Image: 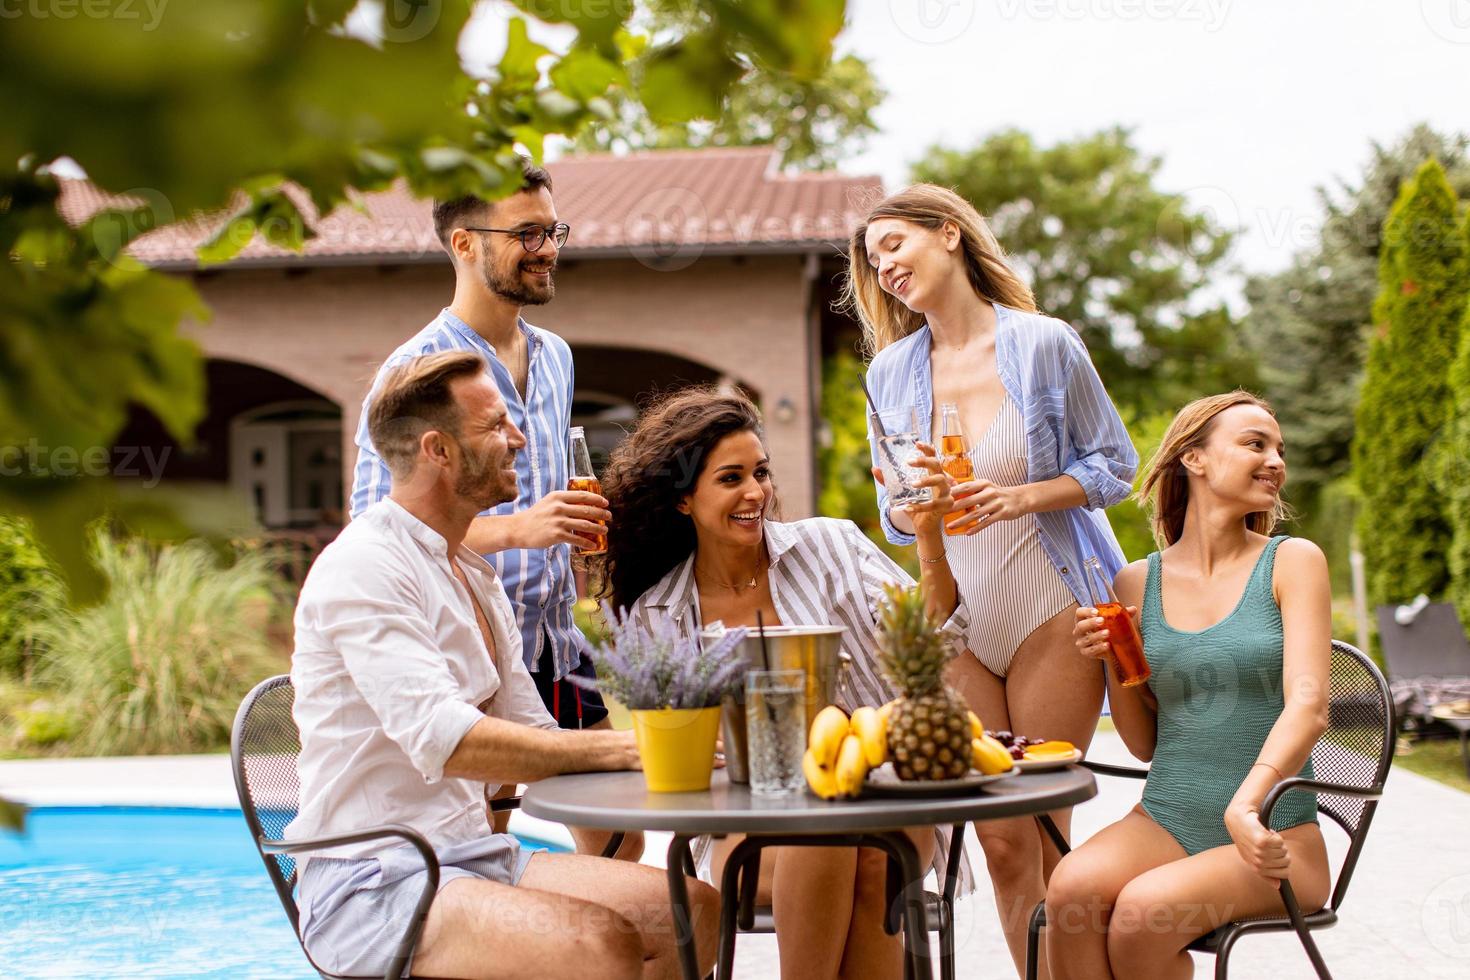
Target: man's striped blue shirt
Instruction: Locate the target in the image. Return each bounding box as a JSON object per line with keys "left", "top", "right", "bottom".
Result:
{"left": 350, "top": 308, "right": 584, "bottom": 679}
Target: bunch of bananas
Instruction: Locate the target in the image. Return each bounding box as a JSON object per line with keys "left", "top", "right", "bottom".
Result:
{"left": 802, "top": 704, "right": 887, "bottom": 800}
{"left": 803, "top": 703, "right": 1015, "bottom": 800}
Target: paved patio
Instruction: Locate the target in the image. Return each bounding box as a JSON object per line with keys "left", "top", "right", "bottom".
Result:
{"left": 2, "top": 729, "right": 1467, "bottom": 978}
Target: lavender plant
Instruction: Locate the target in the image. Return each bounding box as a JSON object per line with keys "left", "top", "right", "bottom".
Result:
{"left": 571, "top": 605, "right": 748, "bottom": 710}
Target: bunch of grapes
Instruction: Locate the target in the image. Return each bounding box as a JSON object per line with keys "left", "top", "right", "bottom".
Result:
{"left": 985, "top": 729, "right": 1049, "bottom": 761}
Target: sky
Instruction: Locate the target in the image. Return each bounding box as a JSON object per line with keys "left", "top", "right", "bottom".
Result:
{"left": 836, "top": 0, "right": 1470, "bottom": 276}
{"left": 466, "top": 0, "right": 1469, "bottom": 284}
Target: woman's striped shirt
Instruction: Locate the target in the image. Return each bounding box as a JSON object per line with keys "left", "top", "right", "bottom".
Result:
{"left": 627, "top": 516, "right": 975, "bottom": 893}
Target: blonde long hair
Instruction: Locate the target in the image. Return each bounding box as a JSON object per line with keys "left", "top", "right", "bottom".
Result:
{"left": 1136, "top": 391, "right": 1291, "bottom": 547}
{"left": 840, "top": 184, "right": 1037, "bottom": 356}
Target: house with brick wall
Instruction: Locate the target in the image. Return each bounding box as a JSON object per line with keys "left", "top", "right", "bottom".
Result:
{"left": 60, "top": 147, "right": 881, "bottom": 537}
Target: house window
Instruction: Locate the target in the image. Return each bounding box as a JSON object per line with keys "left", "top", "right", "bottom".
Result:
{"left": 230, "top": 401, "right": 343, "bottom": 529}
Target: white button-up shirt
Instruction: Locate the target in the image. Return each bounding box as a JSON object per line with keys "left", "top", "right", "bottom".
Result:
{"left": 286, "top": 498, "right": 556, "bottom": 860}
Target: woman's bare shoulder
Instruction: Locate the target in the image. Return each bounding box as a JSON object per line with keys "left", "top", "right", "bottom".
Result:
{"left": 1272, "top": 536, "right": 1330, "bottom": 594}
{"left": 1111, "top": 558, "right": 1148, "bottom": 602}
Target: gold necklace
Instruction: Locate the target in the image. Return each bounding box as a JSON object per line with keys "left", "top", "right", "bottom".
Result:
{"left": 697, "top": 549, "right": 766, "bottom": 592}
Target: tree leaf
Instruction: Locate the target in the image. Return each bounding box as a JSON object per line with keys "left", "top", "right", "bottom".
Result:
{"left": 639, "top": 34, "right": 741, "bottom": 123}
{"left": 549, "top": 46, "right": 623, "bottom": 103}
{"left": 499, "top": 17, "right": 552, "bottom": 86}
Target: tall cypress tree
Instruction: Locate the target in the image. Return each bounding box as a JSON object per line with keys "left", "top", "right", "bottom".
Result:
{"left": 1244, "top": 126, "right": 1470, "bottom": 516}
{"left": 1445, "top": 213, "right": 1470, "bottom": 628}
{"left": 1352, "top": 159, "right": 1468, "bottom": 607}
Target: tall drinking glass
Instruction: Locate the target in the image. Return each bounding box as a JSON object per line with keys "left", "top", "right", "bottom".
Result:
{"left": 1083, "top": 556, "right": 1150, "bottom": 687}
{"left": 745, "top": 669, "right": 807, "bottom": 796}
{"left": 873, "top": 405, "right": 930, "bottom": 508}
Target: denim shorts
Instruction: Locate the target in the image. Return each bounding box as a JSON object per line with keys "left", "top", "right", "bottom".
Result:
{"left": 299, "top": 834, "right": 536, "bottom": 978}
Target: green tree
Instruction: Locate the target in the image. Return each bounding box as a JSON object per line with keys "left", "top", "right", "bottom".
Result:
{"left": 1105, "top": 410, "right": 1176, "bottom": 563}
{"left": 817, "top": 348, "right": 910, "bottom": 569}
{"left": 0, "top": 1, "right": 850, "bottom": 597}
{"left": 1351, "top": 159, "right": 1468, "bottom": 607}
{"left": 0, "top": 517, "right": 60, "bottom": 680}
{"left": 1243, "top": 125, "right": 1470, "bottom": 521}
{"left": 1444, "top": 218, "right": 1470, "bottom": 629}
{"left": 572, "top": 0, "right": 880, "bottom": 169}
{"left": 912, "top": 128, "right": 1253, "bottom": 417}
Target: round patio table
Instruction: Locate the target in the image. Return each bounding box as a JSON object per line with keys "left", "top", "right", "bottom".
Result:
{"left": 521, "top": 765, "right": 1096, "bottom": 979}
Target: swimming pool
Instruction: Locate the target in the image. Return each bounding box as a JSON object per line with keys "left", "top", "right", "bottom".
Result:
{"left": 0, "top": 807, "right": 564, "bottom": 978}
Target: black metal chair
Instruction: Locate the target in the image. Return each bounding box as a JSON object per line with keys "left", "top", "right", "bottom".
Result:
{"left": 1024, "top": 640, "right": 1394, "bottom": 980}
{"left": 230, "top": 674, "right": 623, "bottom": 980}
{"left": 720, "top": 822, "right": 967, "bottom": 980}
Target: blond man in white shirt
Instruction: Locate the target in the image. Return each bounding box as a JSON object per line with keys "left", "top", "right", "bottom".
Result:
{"left": 288, "top": 351, "right": 718, "bottom": 979}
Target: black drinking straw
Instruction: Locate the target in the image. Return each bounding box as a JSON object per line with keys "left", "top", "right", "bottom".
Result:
{"left": 755, "top": 609, "right": 772, "bottom": 671}
{"left": 755, "top": 610, "right": 778, "bottom": 725}
{"left": 859, "top": 373, "right": 886, "bottom": 437}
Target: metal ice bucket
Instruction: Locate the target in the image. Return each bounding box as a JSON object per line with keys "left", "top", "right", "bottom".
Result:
{"left": 701, "top": 624, "right": 848, "bottom": 784}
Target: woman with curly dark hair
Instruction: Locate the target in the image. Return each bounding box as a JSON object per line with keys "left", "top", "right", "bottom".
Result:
{"left": 599, "top": 385, "right": 973, "bottom": 980}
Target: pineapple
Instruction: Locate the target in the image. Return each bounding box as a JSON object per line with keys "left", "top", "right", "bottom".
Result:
{"left": 876, "top": 583, "right": 972, "bottom": 781}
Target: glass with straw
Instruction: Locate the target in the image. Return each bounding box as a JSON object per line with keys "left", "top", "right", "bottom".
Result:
{"left": 744, "top": 611, "right": 806, "bottom": 796}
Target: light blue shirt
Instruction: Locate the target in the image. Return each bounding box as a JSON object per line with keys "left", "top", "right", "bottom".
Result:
{"left": 350, "top": 309, "right": 584, "bottom": 679}
{"left": 864, "top": 302, "right": 1137, "bottom": 603}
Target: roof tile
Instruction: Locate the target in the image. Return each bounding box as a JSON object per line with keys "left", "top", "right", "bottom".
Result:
{"left": 57, "top": 147, "right": 881, "bottom": 268}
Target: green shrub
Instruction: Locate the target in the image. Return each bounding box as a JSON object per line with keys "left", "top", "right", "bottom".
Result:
{"left": 1445, "top": 248, "right": 1470, "bottom": 630}
{"left": 1105, "top": 410, "right": 1176, "bottom": 563}
{"left": 17, "top": 705, "right": 76, "bottom": 747}
{"left": 1351, "top": 159, "right": 1468, "bottom": 607}
{"left": 1301, "top": 476, "right": 1361, "bottom": 598}
{"left": 574, "top": 597, "right": 612, "bottom": 647}
{"left": 32, "top": 532, "right": 285, "bottom": 756}
{"left": 817, "top": 347, "right": 917, "bottom": 572}
{"left": 0, "top": 516, "right": 63, "bottom": 678}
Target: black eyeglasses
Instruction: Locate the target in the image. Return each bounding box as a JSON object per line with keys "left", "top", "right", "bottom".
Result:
{"left": 462, "top": 222, "right": 570, "bottom": 252}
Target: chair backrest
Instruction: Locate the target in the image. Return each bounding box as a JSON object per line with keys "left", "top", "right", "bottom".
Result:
{"left": 230, "top": 674, "right": 304, "bottom": 931}
{"left": 1313, "top": 640, "right": 1394, "bottom": 912}
{"left": 1374, "top": 602, "right": 1470, "bottom": 680}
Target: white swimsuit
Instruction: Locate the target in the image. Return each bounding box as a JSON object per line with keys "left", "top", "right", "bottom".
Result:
{"left": 946, "top": 397, "right": 1076, "bottom": 677}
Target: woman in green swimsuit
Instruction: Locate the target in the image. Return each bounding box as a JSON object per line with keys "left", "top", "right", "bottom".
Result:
{"left": 1044, "top": 391, "right": 1333, "bottom": 980}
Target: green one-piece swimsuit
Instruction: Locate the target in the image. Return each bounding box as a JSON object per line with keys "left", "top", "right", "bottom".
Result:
{"left": 1139, "top": 535, "right": 1318, "bottom": 855}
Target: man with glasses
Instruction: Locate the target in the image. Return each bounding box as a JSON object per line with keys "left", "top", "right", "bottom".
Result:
{"left": 350, "top": 159, "right": 628, "bottom": 857}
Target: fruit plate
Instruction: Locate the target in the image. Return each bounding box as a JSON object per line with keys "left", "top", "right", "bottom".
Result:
{"left": 1011, "top": 749, "right": 1084, "bottom": 772}
{"left": 862, "top": 763, "right": 1018, "bottom": 797}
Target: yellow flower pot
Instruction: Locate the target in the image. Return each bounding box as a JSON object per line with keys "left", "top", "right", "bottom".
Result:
{"left": 630, "top": 706, "right": 722, "bottom": 793}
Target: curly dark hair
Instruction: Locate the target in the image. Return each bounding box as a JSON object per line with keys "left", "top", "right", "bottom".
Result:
{"left": 600, "top": 386, "right": 768, "bottom": 613}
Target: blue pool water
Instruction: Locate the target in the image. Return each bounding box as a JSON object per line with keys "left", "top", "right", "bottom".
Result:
{"left": 0, "top": 807, "right": 564, "bottom": 978}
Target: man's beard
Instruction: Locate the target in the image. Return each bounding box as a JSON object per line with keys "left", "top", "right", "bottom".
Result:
{"left": 482, "top": 256, "right": 555, "bottom": 306}
{"left": 456, "top": 443, "right": 517, "bottom": 509}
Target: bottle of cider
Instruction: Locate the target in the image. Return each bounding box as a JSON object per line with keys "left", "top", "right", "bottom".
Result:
{"left": 1083, "top": 557, "right": 1151, "bottom": 687}
{"left": 938, "top": 403, "right": 974, "bottom": 536}
{"left": 567, "top": 426, "right": 606, "bottom": 555}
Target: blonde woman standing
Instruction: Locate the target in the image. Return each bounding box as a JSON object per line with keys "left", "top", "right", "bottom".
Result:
{"left": 844, "top": 184, "right": 1137, "bottom": 978}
